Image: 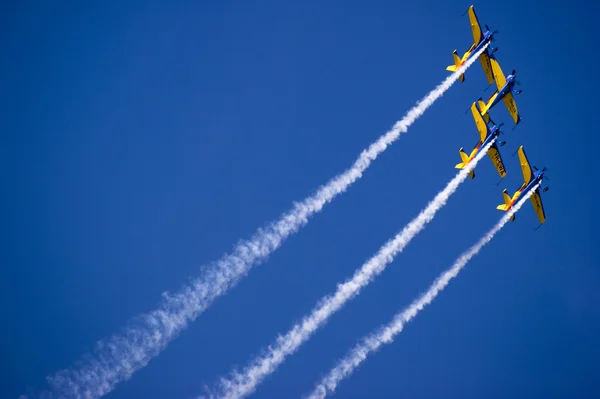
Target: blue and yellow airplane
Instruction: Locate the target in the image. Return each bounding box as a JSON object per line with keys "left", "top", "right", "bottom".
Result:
{"left": 497, "top": 146, "right": 548, "bottom": 225}
{"left": 478, "top": 56, "right": 522, "bottom": 125}
{"left": 446, "top": 5, "right": 497, "bottom": 84}
{"left": 456, "top": 102, "right": 507, "bottom": 179}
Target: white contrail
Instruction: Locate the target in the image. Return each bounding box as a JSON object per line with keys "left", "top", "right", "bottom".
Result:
{"left": 306, "top": 185, "right": 538, "bottom": 399}
{"left": 201, "top": 139, "right": 495, "bottom": 399}
{"left": 41, "top": 45, "right": 489, "bottom": 399}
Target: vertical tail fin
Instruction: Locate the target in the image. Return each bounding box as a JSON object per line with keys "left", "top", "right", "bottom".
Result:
{"left": 477, "top": 98, "right": 488, "bottom": 116}
{"left": 455, "top": 148, "right": 475, "bottom": 179}
{"left": 496, "top": 189, "right": 515, "bottom": 221}
{"left": 479, "top": 91, "right": 498, "bottom": 117}
{"left": 446, "top": 50, "right": 465, "bottom": 82}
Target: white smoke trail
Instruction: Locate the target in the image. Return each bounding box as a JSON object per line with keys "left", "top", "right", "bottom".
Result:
{"left": 201, "top": 139, "right": 495, "bottom": 399}
{"left": 306, "top": 185, "right": 538, "bottom": 399}
{"left": 41, "top": 45, "right": 489, "bottom": 399}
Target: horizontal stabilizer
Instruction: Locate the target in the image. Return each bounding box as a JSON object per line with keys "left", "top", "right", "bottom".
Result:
{"left": 447, "top": 50, "right": 466, "bottom": 83}
{"left": 455, "top": 148, "right": 474, "bottom": 178}
{"left": 497, "top": 189, "right": 513, "bottom": 214}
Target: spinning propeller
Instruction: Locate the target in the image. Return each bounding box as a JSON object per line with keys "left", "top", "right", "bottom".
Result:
{"left": 533, "top": 166, "right": 550, "bottom": 191}
{"left": 511, "top": 69, "right": 522, "bottom": 86}
{"left": 497, "top": 124, "right": 506, "bottom": 144}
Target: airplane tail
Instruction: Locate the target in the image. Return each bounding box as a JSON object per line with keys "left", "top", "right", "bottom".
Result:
{"left": 477, "top": 97, "right": 491, "bottom": 118}
{"left": 446, "top": 49, "right": 465, "bottom": 82}
{"left": 496, "top": 189, "right": 516, "bottom": 221}
{"left": 455, "top": 147, "right": 475, "bottom": 179}
{"left": 475, "top": 98, "right": 491, "bottom": 123}
{"left": 479, "top": 91, "right": 498, "bottom": 117}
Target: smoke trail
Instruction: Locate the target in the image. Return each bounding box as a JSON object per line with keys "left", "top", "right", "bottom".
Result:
{"left": 40, "top": 45, "right": 489, "bottom": 399}
{"left": 201, "top": 139, "right": 495, "bottom": 399}
{"left": 306, "top": 185, "right": 538, "bottom": 399}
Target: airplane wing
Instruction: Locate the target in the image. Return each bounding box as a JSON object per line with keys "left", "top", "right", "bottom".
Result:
{"left": 487, "top": 142, "right": 507, "bottom": 178}
{"left": 467, "top": 6, "right": 483, "bottom": 44}
{"left": 530, "top": 188, "right": 547, "bottom": 224}
{"left": 478, "top": 51, "right": 495, "bottom": 85}
{"left": 502, "top": 92, "right": 521, "bottom": 124}
{"left": 517, "top": 145, "right": 533, "bottom": 184}
{"left": 490, "top": 56, "right": 506, "bottom": 91}
{"left": 470, "top": 102, "right": 488, "bottom": 141}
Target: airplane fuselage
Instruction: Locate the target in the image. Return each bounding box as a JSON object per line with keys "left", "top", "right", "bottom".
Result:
{"left": 488, "top": 75, "right": 515, "bottom": 103}
{"left": 507, "top": 171, "right": 544, "bottom": 210}
{"left": 475, "top": 31, "right": 494, "bottom": 53}
{"left": 462, "top": 31, "right": 495, "bottom": 65}
{"left": 472, "top": 31, "right": 494, "bottom": 56}
{"left": 487, "top": 75, "right": 516, "bottom": 109}
{"left": 483, "top": 126, "right": 500, "bottom": 148}
{"left": 468, "top": 126, "right": 500, "bottom": 162}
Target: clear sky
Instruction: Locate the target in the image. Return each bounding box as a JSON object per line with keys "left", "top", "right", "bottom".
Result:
{"left": 3, "top": 1, "right": 599, "bottom": 398}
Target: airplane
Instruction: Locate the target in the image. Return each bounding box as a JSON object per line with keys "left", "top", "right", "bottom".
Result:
{"left": 497, "top": 145, "right": 548, "bottom": 226}
{"left": 446, "top": 5, "right": 498, "bottom": 84}
{"left": 478, "top": 56, "right": 522, "bottom": 125}
{"left": 455, "top": 101, "right": 507, "bottom": 179}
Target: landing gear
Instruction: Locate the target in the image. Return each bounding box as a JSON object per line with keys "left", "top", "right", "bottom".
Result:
{"left": 516, "top": 89, "right": 523, "bottom": 95}
{"left": 491, "top": 47, "right": 498, "bottom": 53}
{"left": 499, "top": 141, "right": 507, "bottom": 147}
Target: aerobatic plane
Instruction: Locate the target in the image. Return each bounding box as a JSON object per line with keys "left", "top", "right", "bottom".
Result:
{"left": 497, "top": 146, "right": 548, "bottom": 226}
{"left": 455, "top": 102, "right": 507, "bottom": 179}
{"left": 478, "top": 56, "right": 522, "bottom": 125}
{"left": 446, "top": 5, "right": 497, "bottom": 84}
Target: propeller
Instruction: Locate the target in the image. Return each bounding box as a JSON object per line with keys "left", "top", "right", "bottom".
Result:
{"left": 534, "top": 166, "right": 551, "bottom": 184}
{"left": 511, "top": 69, "right": 516, "bottom": 75}
{"left": 497, "top": 122, "right": 505, "bottom": 136}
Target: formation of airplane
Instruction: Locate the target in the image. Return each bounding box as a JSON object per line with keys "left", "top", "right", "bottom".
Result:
{"left": 448, "top": 5, "right": 548, "bottom": 228}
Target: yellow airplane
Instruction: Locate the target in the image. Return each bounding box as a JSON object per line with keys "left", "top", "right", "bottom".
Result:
{"left": 478, "top": 56, "right": 522, "bottom": 126}
{"left": 446, "top": 5, "right": 497, "bottom": 84}
{"left": 455, "top": 102, "right": 507, "bottom": 180}
{"left": 497, "top": 146, "right": 548, "bottom": 226}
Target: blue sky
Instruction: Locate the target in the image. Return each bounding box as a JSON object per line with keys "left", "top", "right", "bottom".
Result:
{"left": 3, "top": 1, "right": 599, "bottom": 398}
